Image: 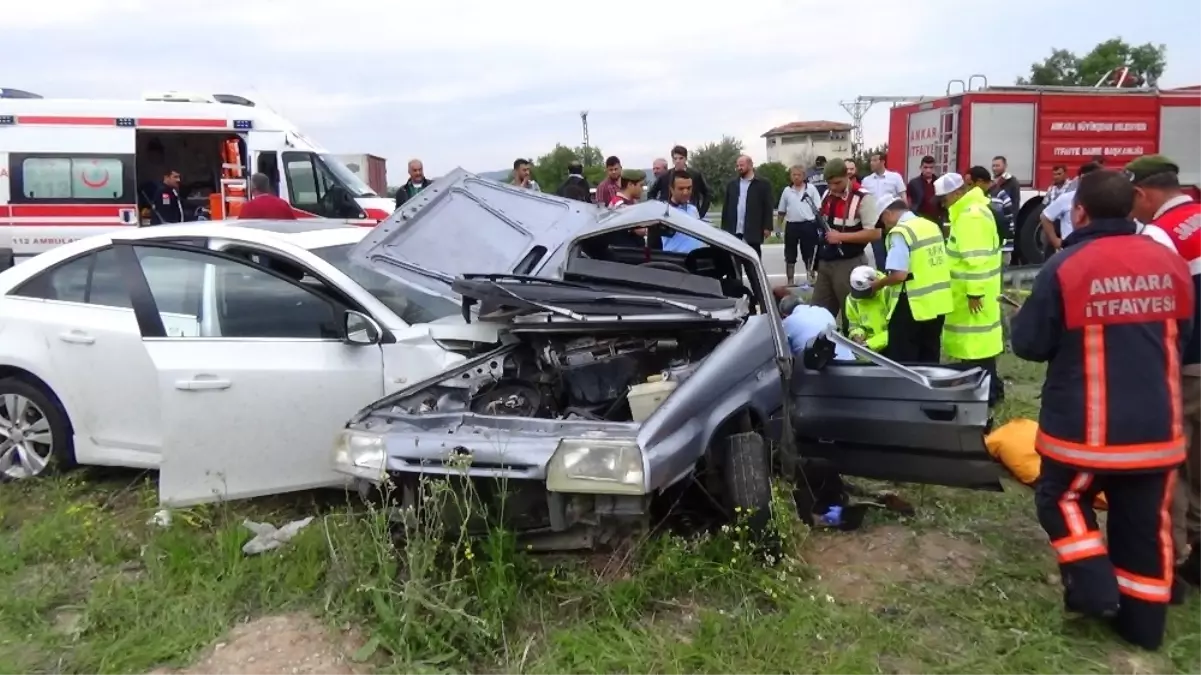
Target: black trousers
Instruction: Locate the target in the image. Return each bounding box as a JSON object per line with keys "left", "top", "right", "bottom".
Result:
{"left": 960, "top": 356, "right": 1006, "bottom": 406}
{"left": 784, "top": 220, "right": 819, "bottom": 266}
{"left": 883, "top": 292, "right": 943, "bottom": 363}
{"left": 1036, "top": 458, "right": 1178, "bottom": 650}
{"left": 870, "top": 236, "right": 887, "bottom": 271}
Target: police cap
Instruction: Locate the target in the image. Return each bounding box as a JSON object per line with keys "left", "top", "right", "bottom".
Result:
{"left": 621, "top": 169, "right": 646, "bottom": 183}
{"left": 823, "top": 158, "right": 848, "bottom": 181}
{"left": 1124, "top": 154, "right": 1180, "bottom": 184}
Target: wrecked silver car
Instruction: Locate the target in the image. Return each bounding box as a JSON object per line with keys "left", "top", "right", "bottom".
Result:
{"left": 333, "top": 170, "right": 1002, "bottom": 548}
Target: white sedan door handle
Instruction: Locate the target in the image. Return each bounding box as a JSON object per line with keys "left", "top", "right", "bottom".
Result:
{"left": 58, "top": 330, "right": 95, "bottom": 345}
{"left": 175, "top": 376, "right": 232, "bottom": 391}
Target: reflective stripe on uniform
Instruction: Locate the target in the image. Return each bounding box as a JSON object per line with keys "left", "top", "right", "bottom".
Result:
{"left": 892, "top": 224, "right": 943, "bottom": 251}
{"left": 950, "top": 269, "right": 1001, "bottom": 281}
{"left": 1084, "top": 325, "right": 1106, "bottom": 446}
{"left": 905, "top": 281, "right": 952, "bottom": 297}
{"left": 1116, "top": 568, "right": 1173, "bottom": 603}
{"left": 943, "top": 319, "right": 1002, "bottom": 333}
{"left": 1051, "top": 531, "right": 1107, "bottom": 564}
{"left": 947, "top": 247, "right": 999, "bottom": 259}
{"left": 1036, "top": 430, "right": 1186, "bottom": 470}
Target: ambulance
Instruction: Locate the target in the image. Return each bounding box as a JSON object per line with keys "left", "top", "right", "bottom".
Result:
{"left": 0, "top": 89, "right": 397, "bottom": 269}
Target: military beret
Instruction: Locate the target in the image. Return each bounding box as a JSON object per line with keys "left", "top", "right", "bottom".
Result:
{"left": 823, "top": 158, "right": 848, "bottom": 181}
{"left": 621, "top": 169, "right": 646, "bottom": 182}
{"left": 1124, "top": 154, "right": 1180, "bottom": 183}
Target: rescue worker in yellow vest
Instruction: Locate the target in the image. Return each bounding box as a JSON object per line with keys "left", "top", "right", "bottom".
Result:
{"left": 935, "top": 173, "right": 1005, "bottom": 405}
{"left": 862, "top": 196, "right": 954, "bottom": 363}
{"left": 845, "top": 265, "right": 895, "bottom": 352}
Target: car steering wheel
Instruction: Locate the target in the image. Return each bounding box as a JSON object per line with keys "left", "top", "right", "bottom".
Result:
{"left": 639, "top": 261, "right": 690, "bottom": 274}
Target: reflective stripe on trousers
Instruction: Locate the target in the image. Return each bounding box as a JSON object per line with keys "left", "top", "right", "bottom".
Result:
{"left": 1037, "top": 430, "right": 1186, "bottom": 470}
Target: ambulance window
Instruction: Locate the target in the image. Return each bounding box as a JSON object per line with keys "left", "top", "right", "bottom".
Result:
{"left": 19, "top": 156, "right": 126, "bottom": 200}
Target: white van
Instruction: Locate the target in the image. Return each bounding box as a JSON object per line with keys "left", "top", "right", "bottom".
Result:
{"left": 0, "top": 90, "right": 396, "bottom": 268}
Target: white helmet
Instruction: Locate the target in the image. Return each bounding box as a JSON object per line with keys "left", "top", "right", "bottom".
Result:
{"left": 849, "top": 265, "right": 878, "bottom": 298}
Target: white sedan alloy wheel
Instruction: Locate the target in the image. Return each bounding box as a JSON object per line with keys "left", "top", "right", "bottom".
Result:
{"left": 0, "top": 393, "right": 55, "bottom": 479}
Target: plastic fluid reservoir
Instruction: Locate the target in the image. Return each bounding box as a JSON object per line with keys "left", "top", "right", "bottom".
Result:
{"left": 627, "top": 374, "right": 678, "bottom": 423}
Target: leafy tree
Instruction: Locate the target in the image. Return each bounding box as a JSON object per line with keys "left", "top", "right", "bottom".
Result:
{"left": 510, "top": 144, "right": 606, "bottom": 191}
{"left": 755, "top": 161, "right": 790, "bottom": 204}
{"left": 690, "top": 135, "right": 744, "bottom": 202}
{"left": 1017, "top": 39, "right": 1167, "bottom": 87}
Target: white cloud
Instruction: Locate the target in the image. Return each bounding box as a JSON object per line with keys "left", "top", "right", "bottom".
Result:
{"left": 4, "top": 0, "right": 1199, "bottom": 183}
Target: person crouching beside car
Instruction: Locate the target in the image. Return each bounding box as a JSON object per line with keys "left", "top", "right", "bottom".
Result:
{"left": 844, "top": 265, "right": 895, "bottom": 353}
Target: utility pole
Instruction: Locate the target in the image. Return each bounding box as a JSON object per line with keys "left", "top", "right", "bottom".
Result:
{"left": 580, "top": 111, "right": 591, "bottom": 166}
{"left": 839, "top": 95, "right": 929, "bottom": 155}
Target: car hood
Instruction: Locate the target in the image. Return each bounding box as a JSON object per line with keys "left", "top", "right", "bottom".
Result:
{"left": 348, "top": 167, "right": 760, "bottom": 300}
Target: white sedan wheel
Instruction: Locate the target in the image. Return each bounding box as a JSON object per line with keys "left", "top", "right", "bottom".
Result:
{"left": 0, "top": 392, "right": 55, "bottom": 479}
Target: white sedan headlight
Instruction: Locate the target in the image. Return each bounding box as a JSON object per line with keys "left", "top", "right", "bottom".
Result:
{"left": 546, "top": 438, "right": 646, "bottom": 495}
{"left": 333, "top": 429, "right": 387, "bottom": 481}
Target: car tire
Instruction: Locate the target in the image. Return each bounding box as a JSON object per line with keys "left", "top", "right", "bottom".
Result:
{"left": 1017, "top": 205, "right": 1048, "bottom": 265}
{"left": 0, "top": 377, "right": 75, "bottom": 481}
{"left": 722, "top": 431, "right": 773, "bottom": 535}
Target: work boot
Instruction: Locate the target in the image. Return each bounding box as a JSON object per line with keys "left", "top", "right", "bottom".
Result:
{"left": 785, "top": 263, "right": 795, "bottom": 287}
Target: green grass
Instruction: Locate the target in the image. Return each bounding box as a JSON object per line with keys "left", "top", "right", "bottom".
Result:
{"left": 1, "top": 354, "right": 1198, "bottom": 674}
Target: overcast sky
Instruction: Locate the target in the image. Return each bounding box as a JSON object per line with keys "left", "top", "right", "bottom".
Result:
{"left": 5, "top": 0, "right": 1199, "bottom": 183}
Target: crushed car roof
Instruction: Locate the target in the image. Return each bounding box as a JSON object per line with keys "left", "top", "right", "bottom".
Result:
{"left": 348, "top": 167, "right": 758, "bottom": 298}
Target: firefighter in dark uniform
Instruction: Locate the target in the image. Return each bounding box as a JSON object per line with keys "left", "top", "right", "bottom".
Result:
{"left": 1011, "top": 170, "right": 1194, "bottom": 650}
{"left": 151, "top": 169, "right": 185, "bottom": 225}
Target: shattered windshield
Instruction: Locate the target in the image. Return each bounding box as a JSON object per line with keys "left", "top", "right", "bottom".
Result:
{"left": 313, "top": 243, "right": 461, "bottom": 324}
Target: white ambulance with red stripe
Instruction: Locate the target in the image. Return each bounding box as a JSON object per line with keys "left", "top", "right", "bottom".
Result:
{"left": 0, "top": 89, "right": 396, "bottom": 268}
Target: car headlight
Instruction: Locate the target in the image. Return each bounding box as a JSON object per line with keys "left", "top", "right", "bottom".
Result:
{"left": 545, "top": 438, "right": 646, "bottom": 495}
{"left": 333, "top": 429, "right": 387, "bottom": 481}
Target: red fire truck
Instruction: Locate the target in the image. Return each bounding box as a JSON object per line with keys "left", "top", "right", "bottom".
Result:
{"left": 885, "top": 75, "right": 1201, "bottom": 263}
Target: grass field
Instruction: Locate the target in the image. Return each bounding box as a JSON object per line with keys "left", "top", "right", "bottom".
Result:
{"left": 1, "top": 353, "right": 1198, "bottom": 674}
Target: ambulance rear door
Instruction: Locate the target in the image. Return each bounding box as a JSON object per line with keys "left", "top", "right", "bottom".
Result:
{"left": 247, "top": 130, "right": 287, "bottom": 202}
{"left": 2, "top": 125, "right": 136, "bottom": 264}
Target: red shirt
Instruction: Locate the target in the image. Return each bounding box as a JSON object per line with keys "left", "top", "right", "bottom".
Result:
{"left": 238, "top": 194, "right": 297, "bottom": 220}
{"left": 596, "top": 178, "right": 620, "bottom": 207}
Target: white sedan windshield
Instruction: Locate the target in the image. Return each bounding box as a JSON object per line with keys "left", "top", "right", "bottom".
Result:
{"left": 312, "top": 243, "right": 461, "bottom": 324}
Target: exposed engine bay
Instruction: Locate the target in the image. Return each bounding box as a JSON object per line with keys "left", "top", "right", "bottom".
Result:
{"left": 387, "top": 328, "right": 733, "bottom": 422}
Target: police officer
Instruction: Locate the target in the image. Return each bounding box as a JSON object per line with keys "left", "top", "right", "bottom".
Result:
{"left": 844, "top": 264, "right": 895, "bottom": 352}
{"left": 937, "top": 172, "right": 1005, "bottom": 405}
{"left": 1011, "top": 170, "right": 1194, "bottom": 651}
{"left": 864, "top": 196, "right": 953, "bottom": 363}
{"left": 152, "top": 169, "right": 184, "bottom": 225}
{"left": 810, "top": 159, "right": 878, "bottom": 319}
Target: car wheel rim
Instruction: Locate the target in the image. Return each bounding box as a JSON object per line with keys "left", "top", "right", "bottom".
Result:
{"left": 0, "top": 393, "right": 54, "bottom": 479}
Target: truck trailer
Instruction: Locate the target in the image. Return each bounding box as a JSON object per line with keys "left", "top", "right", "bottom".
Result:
{"left": 885, "top": 76, "right": 1201, "bottom": 263}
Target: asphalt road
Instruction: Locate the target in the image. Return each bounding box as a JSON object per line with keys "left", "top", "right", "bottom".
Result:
{"left": 759, "top": 244, "right": 790, "bottom": 285}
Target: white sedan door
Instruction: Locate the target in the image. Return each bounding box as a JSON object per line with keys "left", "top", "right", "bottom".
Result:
{"left": 125, "top": 244, "right": 386, "bottom": 506}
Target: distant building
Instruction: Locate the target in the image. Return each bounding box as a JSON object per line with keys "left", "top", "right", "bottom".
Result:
{"left": 761, "top": 121, "right": 853, "bottom": 167}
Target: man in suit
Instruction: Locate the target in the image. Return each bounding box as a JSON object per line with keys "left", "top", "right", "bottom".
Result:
{"left": 720, "top": 155, "right": 773, "bottom": 257}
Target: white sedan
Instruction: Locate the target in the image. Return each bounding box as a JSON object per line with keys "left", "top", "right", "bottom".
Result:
{"left": 0, "top": 220, "right": 497, "bottom": 505}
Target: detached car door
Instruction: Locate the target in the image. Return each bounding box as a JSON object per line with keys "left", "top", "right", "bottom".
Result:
{"left": 789, "top": 336, "right": 1003, "bottom": 490}
{"left": 124, "top": 243, "right": 386, "bottom": 506}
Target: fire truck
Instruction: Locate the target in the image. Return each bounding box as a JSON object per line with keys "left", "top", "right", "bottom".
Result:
{"left": 884, "top": 75, "right": 1201, "bottom": 263}
{"left": 0, "top": 89, "right": 397, "bottom": 268}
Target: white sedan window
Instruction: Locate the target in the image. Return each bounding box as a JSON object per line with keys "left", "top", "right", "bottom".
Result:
{"left": 133, "top": 246, "right": 343, "bottom": 340}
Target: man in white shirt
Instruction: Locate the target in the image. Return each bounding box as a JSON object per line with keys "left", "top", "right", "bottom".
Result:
{"left": 776, "top": 165, "right": 823, "bottom": 286}
{"left": 779, "top": 294, "right": 854, "bottom": 360}
{"left": 859, "top": 152, "right": 906, "bottom": 270}
{"left": 1040, "top": 162, "right": 1099, "bottom": 251}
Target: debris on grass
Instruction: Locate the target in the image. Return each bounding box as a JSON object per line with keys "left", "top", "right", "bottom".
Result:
{"left": 241, "top": 517, "right": 315, "bottom": 555}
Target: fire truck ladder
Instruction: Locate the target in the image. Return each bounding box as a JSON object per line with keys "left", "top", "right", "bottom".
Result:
{"left": 839, "top": 95, "right": 933, "bottom": 154}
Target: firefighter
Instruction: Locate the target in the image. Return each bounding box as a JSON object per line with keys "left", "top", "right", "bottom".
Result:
{"left": 936, "top": 172, "right": 1005, "bottom": 405}
{"left": 152, "top": 168, "right": 185, "bottom": 225}
{"left": 844, "top": 264, "right": 894, "bottom": 352}
{"left": 865, "top": 196, "right": 953, "bottom": 363}
{"left": 1126, "top": 154, "right": 1201, "bottom": 588}
{"left": 1011, "top": 169, "right": 1194, "bottom": 651}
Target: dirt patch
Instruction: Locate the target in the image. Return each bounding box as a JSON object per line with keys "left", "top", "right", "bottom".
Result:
{"left": 1107, "top": 649, "right": 1171, "bottom": 675}
{"left": 151, "top": 613, "right": 368, "bottom": 675}
{"left": 800, "top": 525, "right": 984, "bottom": 603}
